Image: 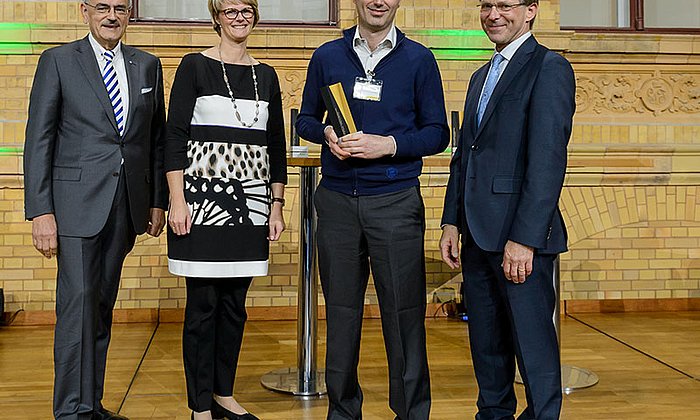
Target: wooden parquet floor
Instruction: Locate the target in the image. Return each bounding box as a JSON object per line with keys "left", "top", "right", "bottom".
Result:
{"left": 1, "top": 312, "right": 699, "bottom": 419}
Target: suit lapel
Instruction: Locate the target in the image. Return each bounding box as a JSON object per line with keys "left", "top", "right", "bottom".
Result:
{"left": 122, "top": 45, "right": 140, "bottom": 138}
{"left": 75, "top": 37, "right": 119, "bottom": 135}
{"left": 474, "top": 36, "right": 538, "bottom": 140}
{"left": 466, "top": 66, "right": 488, "bottom": 138}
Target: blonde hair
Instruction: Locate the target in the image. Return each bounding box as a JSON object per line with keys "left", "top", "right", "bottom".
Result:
{"left": 208, "top": 0, "right": 260, "bottom": 36}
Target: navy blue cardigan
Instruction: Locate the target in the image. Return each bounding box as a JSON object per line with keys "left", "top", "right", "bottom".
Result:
{"left": 296, "top": 27, "right": 449, "bottom": 196}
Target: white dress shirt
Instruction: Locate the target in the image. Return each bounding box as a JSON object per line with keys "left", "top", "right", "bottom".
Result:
{"left": 88, "top": 33, "right": 129, "bottom": 132}
{"left": 328, "top": 26, "right": 398, "bottom": 155}
{"left": 353, "top": 25, "right": 397, "bottom": 78}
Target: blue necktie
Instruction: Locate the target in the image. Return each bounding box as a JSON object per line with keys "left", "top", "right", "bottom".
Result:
{"left": 477, "top": 53, "right": 505, "bottom": 127}
{"left": 102, "top": 50, "right": 125, "bottom": 136}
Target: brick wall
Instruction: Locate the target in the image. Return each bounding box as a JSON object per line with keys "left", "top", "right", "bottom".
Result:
{"left": 1, "top": 0, "right": 699, "bottom": 317}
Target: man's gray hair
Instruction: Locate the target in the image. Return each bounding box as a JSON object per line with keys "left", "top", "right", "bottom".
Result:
{"left": 82, "top": 0, "right": 133, "bottom": 7}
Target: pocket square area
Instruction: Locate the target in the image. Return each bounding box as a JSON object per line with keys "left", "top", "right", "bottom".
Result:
{"left": 140, "top": 87, "right": 153, "bottom": 94}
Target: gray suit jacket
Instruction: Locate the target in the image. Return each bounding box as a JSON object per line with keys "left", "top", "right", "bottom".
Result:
{"left": 24, "top": 36, "right": 167, "bottom": 237}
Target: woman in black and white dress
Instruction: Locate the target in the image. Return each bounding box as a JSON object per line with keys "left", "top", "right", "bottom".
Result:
{"left": 164, "top": 1, "right": 286, "bottom": 419}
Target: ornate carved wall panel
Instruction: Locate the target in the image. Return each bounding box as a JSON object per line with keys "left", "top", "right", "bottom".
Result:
{"left": 575, "top": 68, "right": 700, "bottom": 117}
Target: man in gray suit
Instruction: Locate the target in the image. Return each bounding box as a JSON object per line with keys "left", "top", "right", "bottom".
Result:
{"left": 23, "top": 1, "right": 167, "bottom": 418}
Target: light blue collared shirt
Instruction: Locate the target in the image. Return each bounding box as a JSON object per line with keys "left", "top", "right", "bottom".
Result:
{"left": 480, "top": 31, "right": 533, "bottom": 99}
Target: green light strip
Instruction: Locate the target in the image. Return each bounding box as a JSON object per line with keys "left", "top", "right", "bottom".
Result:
{"left": 0, "top": 23, "right": 33, "bottom": 30}
{"left": 414, "top": 29, "right": 487, "bottom": 38}
{"left": 432, "top": 48, "right": 492, "bottom": 61}
{"left": 0, "top": 22, "right": 36, "bottom": 55}
{"left": 0, "top": 23, "right": 492, "bottom": 59}
{"left": 413, "top": 29, "right": 491, "bottom": 60}
{"left": 0, "top": 43, "right": 32, "bottom": 55}
{"left": 0, "top": 147, "right": 23, "bottom": 155}
{"left": 0, "top": 22, "right": 35, "bottom": 41}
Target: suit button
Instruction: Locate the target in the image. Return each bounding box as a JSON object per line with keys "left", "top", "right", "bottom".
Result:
{"left": 471, "top": 144, "right": 479, "bottom": 151}
{"left": 112, "top": 172, "right": 119, "bottom": 177}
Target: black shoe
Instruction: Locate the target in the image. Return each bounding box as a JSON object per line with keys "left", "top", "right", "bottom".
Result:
{"left": 211, "top": 399, "right": 259, "bottom": 420}
{"left": 93, "top": 408, "right": 128, "bottom": 420}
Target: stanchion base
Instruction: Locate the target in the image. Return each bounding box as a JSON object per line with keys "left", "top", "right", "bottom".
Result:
{"left": 515, "top": 365, "right": 598, "bottom": 394}
{"left": 261, "top": 367, "right": 327, "bottom": 396}
{"left": 561, "top": 365, "right": 599, "bottom": 394}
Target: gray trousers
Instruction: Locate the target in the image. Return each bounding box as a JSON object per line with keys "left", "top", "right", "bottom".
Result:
{"left": 315, "top": 185, "right": 431, "bottom": 420}
{"left": 53, "top": 173, "right": 136, "bottom": 419}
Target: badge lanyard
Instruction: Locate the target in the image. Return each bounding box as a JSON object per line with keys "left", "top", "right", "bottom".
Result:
{"left": 353, "top": 68, "right": 383, "bottom": 102}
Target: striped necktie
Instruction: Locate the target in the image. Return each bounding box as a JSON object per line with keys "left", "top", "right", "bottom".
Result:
{"left": 102, "top": 50, "right": 125, "bottom": 136}
{"left": 477, "top": 53, "right": 505, "bottom": 127}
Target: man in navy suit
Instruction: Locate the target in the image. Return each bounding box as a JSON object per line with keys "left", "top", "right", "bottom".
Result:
{"left": 440, "top": 1, "right": 575, "bottom": 419}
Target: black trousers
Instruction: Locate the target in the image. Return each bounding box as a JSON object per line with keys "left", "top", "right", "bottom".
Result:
{"left": 182, "top": 277, "right": 252, "bottom": 412}
{"left": 462, "top": 243, "right": 561, "bottom": 420}
{"left": 315, "top": 186, "right": 431, "bottom": 420}
{"left": 54, "top": 172, "right": 136, "bottom": 420}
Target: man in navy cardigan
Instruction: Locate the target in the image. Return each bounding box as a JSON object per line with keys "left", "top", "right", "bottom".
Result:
{"left": 441, "top": 1, "right": 575, "bottom": 419}
{"left": 296, "top": 1, "right": 449, "bottom": 418}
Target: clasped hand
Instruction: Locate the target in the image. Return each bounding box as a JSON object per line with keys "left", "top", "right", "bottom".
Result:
{"left": 324, "top": 127, "right": 395, "bottom": 160}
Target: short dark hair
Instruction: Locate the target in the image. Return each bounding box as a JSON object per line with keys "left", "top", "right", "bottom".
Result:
{"left": 524, "top": 0, "right": 539, "bottom": 29}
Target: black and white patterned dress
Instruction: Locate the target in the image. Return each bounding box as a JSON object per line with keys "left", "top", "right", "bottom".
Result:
{"left": 164, "top": 53, "right": 287, "bottom": 278}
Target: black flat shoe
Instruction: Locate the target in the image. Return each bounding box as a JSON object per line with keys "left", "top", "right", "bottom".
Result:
{"left": 93, "top": 408, "right": 128, "bottom": 420}
{"left": 211, "top": 399, "right": 259, "bottom": 420}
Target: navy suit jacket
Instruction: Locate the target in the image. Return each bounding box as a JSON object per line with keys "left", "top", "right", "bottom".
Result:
{"left": 441, "top": 36, "right": 575, "bottom": 254}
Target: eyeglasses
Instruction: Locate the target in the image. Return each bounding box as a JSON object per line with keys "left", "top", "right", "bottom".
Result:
{"left": 84, "top": 2, "right": 131, "bottom": 16}
{"left": 477, "top": 2, "right": 526, "bottom": 14}
{"left": 222, "top": 7, "right": 255, "bottom": 20}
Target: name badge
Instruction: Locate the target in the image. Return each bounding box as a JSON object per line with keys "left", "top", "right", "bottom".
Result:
{"left": 353, "top": 77, "right": 383, "bottom": 102}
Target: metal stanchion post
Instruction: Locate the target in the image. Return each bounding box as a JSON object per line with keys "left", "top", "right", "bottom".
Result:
{"left": 515, "top": 256, "right": 598, "bottom": 393}
{"left": 295, "top": 165, "right": 324, "bottom": 395}
{"left": 554, "top": 256, "right": 599, "bottom": 393}
{"left": 261, "top": 151, "right": 326, "bottom": 396}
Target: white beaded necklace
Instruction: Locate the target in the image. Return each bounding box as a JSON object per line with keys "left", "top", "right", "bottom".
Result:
{"left": 219, "top": 45, "right": 260, "bottom": 128}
